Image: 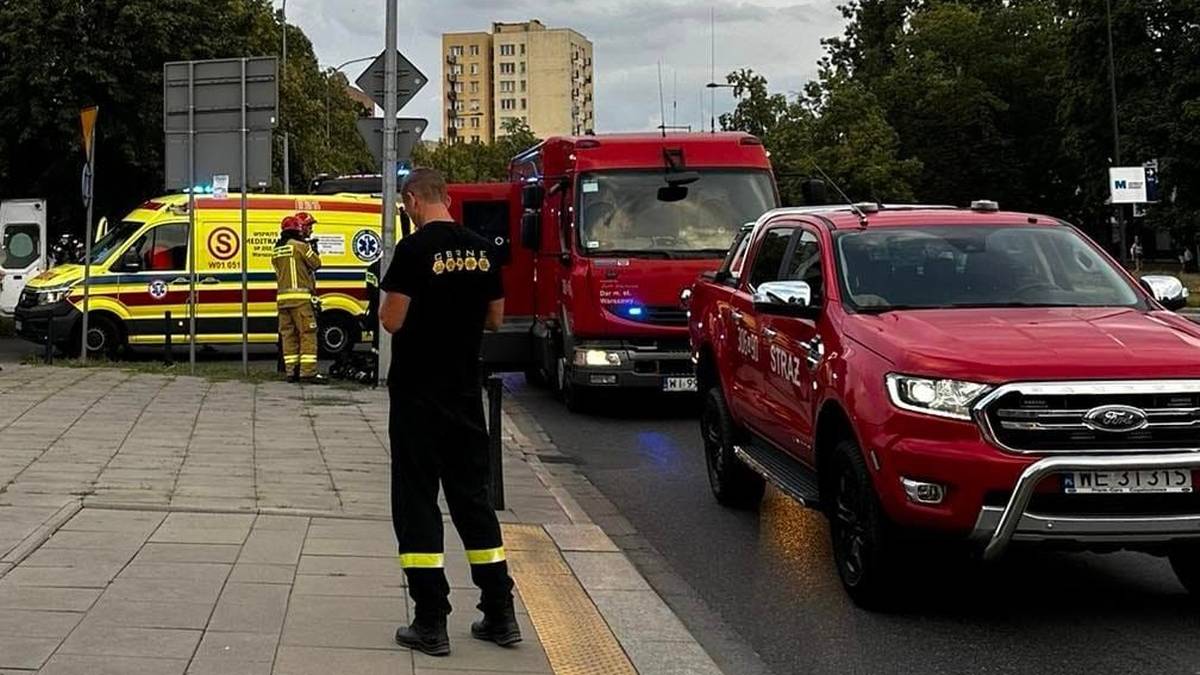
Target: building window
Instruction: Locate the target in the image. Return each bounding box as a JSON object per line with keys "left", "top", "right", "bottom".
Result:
{"left": 454, "top": 101, "right": 463, "bottom": 112}
{"left": 470, "top": 63, "right": 479, "bottom": 75}
{"left": 520, "top": 98, "right": 526, "bottom": 110}
{"left": 520, "top": 80, "right": 527, "bottom": 92}
{"left": 499, "top": 62, "right": 515, "bottom": 75}
{"left": 472, "top": 135, "right": 481, "bottom": 142}
{"left": 519, "top": 62, "right": 526, "bottom": 74}
{"left": 520, "top": 44, "right": 526, "bottom": 55}
{"left": 454, "top": 118, "right": 464, "bottom": 129}
{"left": 471, "top": 117, "right": 480, "bottom": 128}
{"left": 499, "top": 44, "right": 515, "bottom": 57}
{"left": 450, "top": 64, "right": 462, "bottom": 75}
{"left": 500, "top": 81, "right": 514, "bottom": 93}
{"left": 450, "top": 46, "right": 463, "bottom": 56}
{"left": 501, "top": 98, "right": 516, "bottom": 111}
{"left": 469, "top": 45, "right": 479, "bottom": 56}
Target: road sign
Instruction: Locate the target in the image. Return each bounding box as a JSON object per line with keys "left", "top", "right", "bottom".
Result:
{"left": 80, "top": 106, "right": 98, "bottom": 161}
{"left": 355, "top": 50, "right": 427, "bottom": 111}
{"left": 80, "top": 163, "right": 93, "bottom": 209}
{"left": 1144, "top": 159, "right": 1160, "bottom": 203}
{"left": 1109, "top": 167, "right": 1148, "bottom": 204}
{"left": 356, "top": 118, "right": 427, "bottom": 165}
{"left": 163, "top": 57, "right": 277, "bottom": 190}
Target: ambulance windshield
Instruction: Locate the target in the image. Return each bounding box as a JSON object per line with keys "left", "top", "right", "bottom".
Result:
{"left": 578, "top": 170, "right": 776, "bottom": 258}
{"left": 89, "top": 221, "right": 144, "bottom": 264}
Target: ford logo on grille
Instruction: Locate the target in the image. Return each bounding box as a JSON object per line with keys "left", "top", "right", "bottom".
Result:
{"left": 1082, "top": 405, "right": 1149, "bottom": 433}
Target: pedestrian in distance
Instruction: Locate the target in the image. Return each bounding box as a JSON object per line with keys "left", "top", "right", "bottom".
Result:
{"left": 380, "top": 168, "right": 519, "bottom": 657}
{"left": 1130, "top": 236, "right": 1144, "bottom": 273}
{"left": 272, "top": 215, "right": 326, "bottom": 384}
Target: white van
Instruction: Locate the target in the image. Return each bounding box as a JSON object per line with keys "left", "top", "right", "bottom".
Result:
{"left": 0, "top": 200, "right": 48, "bottom": 315}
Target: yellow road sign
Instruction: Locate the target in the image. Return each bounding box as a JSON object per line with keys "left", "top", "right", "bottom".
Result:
{"left": 80, "top": 106, "right": 99, "bottom": 161}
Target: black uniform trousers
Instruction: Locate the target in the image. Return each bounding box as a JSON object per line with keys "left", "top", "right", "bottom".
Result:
{"left": 389, "top": 387, "right": 514, "bottom": 619}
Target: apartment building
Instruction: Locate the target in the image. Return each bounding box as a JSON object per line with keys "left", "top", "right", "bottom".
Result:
{"left": 443, "top": 19, "right": 594, "bottom": 143}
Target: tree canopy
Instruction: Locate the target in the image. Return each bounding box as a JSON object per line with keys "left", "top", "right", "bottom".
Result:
{"left": 412, "top": 119, "right": 540, "bottom": 183}
{"left": 0, "top": 0, "right": 372, "bottom": 237}
{"left": 721, "top": 0, "right": 1200, "bottom": 252}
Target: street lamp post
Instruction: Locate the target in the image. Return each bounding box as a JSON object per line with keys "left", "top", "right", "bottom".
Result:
{"left": 1104, "top": 0, "right": 1127, "bottom": 261}
{"left": 325, "top": 56, "right": 376, "bottom": 144}
{"left": 281, "top": 0, "right": 290, "bottom": 194}
{"left": 705, "top": 82, "right": 735, "bottom": 133}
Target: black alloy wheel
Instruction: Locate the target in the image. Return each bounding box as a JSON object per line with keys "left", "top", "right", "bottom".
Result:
{"left": 700, "top": 386, "right": 764, "bottom": 508}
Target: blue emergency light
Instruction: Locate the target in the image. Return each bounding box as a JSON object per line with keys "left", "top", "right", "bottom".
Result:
{"left": 627, "top": 306, "right": 645, "bottom": 317}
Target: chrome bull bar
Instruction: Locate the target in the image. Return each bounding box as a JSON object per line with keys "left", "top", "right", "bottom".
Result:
{"left": 974, "top": 453, "right": 1200, "bottom": 561}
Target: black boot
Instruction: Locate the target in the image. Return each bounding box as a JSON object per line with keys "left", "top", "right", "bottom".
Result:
{"left": 395, "top": 615, "right": 450, "bottom": 656}
{"left": 300, "top": 373, "right": 329, "bottom": 385}
{"left": 471, "top": 602, "right": 522, "bottom": 647}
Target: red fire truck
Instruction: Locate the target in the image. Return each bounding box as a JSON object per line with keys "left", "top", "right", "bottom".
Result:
{"left": 456, "top": 133, "right": 777, "bottom": 410}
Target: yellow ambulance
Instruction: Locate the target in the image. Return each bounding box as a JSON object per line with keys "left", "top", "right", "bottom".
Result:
{"left": 14, "top": 193, "right": 387, "bottom": 357}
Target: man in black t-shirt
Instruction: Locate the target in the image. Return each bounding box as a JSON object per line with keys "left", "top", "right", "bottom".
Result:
{"left": 379, "top": 168, "right": 518, "bottom": 656}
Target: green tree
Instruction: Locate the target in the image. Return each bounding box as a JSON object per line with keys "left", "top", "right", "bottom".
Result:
{"left": 413, "top": 119, "right": 540, "bottom": 183}
{"left": 0, "top": 0, "right": 371, "bottom": 239}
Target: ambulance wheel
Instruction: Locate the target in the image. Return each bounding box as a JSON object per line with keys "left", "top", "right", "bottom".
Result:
{"left": 74, "top": 315, "right": 122, "bottom": 359}
{"left": 318, "top": 314, "right": 359, "bottom": 358}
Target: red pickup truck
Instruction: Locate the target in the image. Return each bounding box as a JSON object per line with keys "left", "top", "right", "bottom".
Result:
{"left": 688, "top": 202, "right": 1200, "bottom": 607}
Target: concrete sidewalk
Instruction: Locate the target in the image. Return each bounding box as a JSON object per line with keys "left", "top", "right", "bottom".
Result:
{"left": 0, "top": 366, "right": 722, "bottom": 675}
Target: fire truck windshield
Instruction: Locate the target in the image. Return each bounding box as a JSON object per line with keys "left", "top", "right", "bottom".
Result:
{"left": 578, "top": 170, "right": 775, "bottom": 257}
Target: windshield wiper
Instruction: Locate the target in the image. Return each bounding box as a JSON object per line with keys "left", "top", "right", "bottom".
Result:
{"left": 591, "top": 249, "right": 676, "bottom": 259}
{"left": 857, "top": 302, "right": 1088, "bottom": 314}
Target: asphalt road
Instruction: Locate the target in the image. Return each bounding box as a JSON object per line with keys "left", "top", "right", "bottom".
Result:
{"left": 507, "top": 380, "right": 1200, "bottom": 675}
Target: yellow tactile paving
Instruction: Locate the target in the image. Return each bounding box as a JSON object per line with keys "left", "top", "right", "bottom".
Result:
{"left": 502, "top": 524, "right": 638, "bottom": 675}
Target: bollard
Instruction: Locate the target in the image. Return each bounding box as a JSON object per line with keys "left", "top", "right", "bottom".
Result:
{"left": 44, "top": 317, "right": 54, "bottom": 365}
{"left": 163, "top": 311, "right": 174, "bottom": 365}
{"left": 486, "top": 375, "right": 505, "bottom": 510}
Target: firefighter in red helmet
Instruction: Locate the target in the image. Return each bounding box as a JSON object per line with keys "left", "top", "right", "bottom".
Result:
{"left": 273, "top": 215, "right": 325, "bottom": 384}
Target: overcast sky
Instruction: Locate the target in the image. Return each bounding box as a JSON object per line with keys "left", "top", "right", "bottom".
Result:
{"left": 279, "top": 0, "right": 845, "bottom": 140}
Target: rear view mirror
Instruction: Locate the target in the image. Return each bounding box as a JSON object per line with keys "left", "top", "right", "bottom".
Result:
{"left": 800, "top": 179, "right": 828, "bottom": 205}
{"left": 753, "top": 280, "right": 817, "bottom": 317}
{"left": 658, "top": 185, "right": 689, "bottom": 203}
{"left": 522, "top": 184, "right": 545, "bottom": 210}
{"left": 1141, "top": 274, "right": 1189, "bottom": 311}
{"left": 520, "top": 211, "right": 541, "bottom": 251}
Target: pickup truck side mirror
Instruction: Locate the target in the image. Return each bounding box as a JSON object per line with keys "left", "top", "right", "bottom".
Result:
{"left": 117, "top": 248, "right": 142, "bottom": 273}
{"left": 1140, "top": 274, "right": 1189, "bottom": 311}
{"left": 753, "top": 280, "right": 819, "bottom": 318}
{"left": 520, "top": 211, "right": 541, "bottom": 251}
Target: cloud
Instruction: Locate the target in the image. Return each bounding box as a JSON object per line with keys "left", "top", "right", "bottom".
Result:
{"left": 278, "top": 0, "right": 843, "bottom": 139}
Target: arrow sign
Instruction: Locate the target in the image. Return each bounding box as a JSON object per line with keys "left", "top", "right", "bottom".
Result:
{"left": 357, "top": 118, "right": 427, "bottom": 166}
{"left": 355, "top": 50, "right": 427, "bottom": 111}
{"left": 81, "top": 163, "right": 93, "bottom": 209}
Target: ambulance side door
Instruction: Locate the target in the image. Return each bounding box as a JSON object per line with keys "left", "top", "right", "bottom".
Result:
{"left": 116, "top": 221, "right": 192, "bottom": 342}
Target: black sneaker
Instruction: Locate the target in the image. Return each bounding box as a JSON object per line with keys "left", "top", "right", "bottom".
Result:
{"left": 300, "top": 374, "right": 329, "bottom": 385}
{"left": 471, "top": 606, "right": 522, "bottom": 647}
{"left": 395, "top": 617, "right": 450, "bottom": 656}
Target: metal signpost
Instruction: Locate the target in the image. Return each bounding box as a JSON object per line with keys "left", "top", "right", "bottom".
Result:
{"left": 79, "top": 106, "right": 98, "bottom": 362}
{"left": 163, "top": 57, "right": 277, "bottom": 374}
{"left": 354, "top": 34, "right": 429, "bottom": 383}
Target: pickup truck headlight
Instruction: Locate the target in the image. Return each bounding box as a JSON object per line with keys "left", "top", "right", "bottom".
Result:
{"left": 886, "top": 374, "right": 992, "bottom": 421}
{"left": 35, "top": 286, "right": 74, "bottom": 305}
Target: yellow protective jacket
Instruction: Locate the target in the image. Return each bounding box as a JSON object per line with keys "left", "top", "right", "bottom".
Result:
{"left": 273, "top": 235, "right": 322, "bottom": 308}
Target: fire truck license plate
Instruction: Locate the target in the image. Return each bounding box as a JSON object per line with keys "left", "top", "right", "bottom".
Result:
{"left": 663, "top": 377, "right": 697, "bottom": 393}
{"left": 1062, "top": 470, "right": 1193, "bottom": 494}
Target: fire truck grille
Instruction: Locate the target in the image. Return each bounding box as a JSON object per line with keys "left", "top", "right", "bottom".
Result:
{"left": 978, "top": 382, "right": 1200, "bottom": 453}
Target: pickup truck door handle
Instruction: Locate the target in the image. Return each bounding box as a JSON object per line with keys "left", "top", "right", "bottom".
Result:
{"left": 199, "top": 277, "right": 220, "bottom": 285}
{"left": 761, "top": 327, "right": 778, "bottom": 339}
{"left": 170, "top": 278, "right": 190, "bottom": 285}
{"left": 730, "top": 309, "right": 745, "bottom": 322}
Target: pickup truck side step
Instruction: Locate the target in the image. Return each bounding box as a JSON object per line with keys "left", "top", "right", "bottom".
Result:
{"left": 733, "top": 441, "right": 822, "bottom": 509}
